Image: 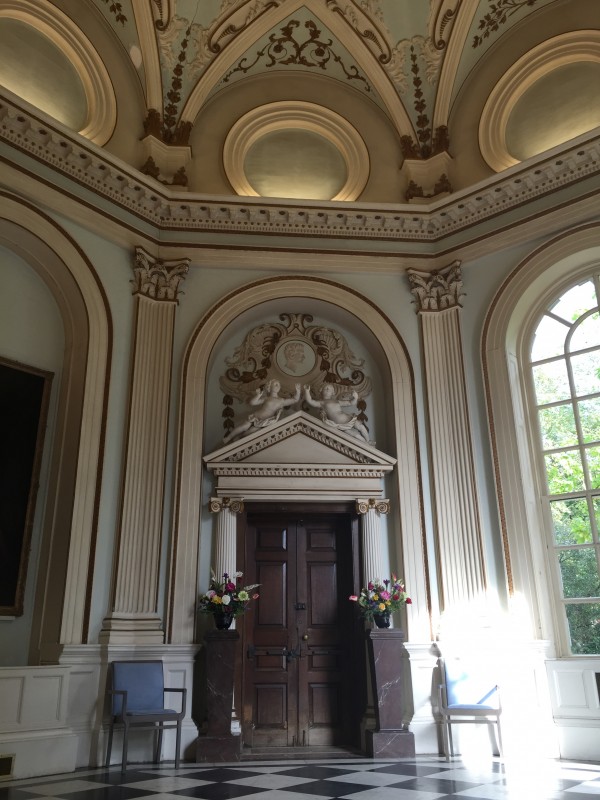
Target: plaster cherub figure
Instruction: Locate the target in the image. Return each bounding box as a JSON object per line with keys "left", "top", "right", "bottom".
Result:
{"left": 223, "top": 380, "right": 301, "bottom": 443}
{"left": 303, "top": 383, "right": 372, "bottom": 443}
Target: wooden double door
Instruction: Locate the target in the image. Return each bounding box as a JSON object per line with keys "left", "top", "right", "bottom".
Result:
{"left": 241, "top": 507, "right": 363, "bottom": 749}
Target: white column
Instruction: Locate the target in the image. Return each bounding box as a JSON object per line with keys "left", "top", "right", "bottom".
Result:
{"left": 407, "top": 263, "right": 486, "bottom": 613}
{"left": 356, "top": 498, "right": 389, "bottom": 583}
{"left": 100, "top": 247, "right": 189, "bottom": 644}
{"left": 209, "top": 497, "right": 244, "bottom": 580}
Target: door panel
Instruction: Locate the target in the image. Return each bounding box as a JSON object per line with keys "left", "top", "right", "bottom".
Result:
{"left": 243, "top": 510, "right": 359, "bottom": 749}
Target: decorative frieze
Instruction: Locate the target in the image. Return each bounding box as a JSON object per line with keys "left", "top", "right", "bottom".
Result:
{"left": 1, "top": 93, "right": 599, "bottom": 244}
{"left": 407, "top": 261, "right": 463, "bottom": 311}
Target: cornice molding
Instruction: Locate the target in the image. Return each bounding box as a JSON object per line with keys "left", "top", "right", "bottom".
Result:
{"left": 1, "top": 91, "right": 599, "bottom": 245}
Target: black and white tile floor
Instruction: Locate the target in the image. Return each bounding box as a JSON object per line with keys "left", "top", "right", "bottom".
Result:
{"left": 2, "top": 757, "right": 600, "bottom": 800}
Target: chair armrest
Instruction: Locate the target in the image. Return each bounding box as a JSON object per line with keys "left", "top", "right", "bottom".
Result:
{"left": 164, "top": 686, "right": 187, "bottom": 714}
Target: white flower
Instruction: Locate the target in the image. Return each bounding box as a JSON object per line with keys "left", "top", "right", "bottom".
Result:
{"left": 234, "top": 571, "right": 243, "bottom": 577}
{"left": 221, "top": 595, "right": 231, "bottom": 605}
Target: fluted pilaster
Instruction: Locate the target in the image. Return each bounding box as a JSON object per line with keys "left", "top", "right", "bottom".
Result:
{"left": 407, "top": 263, "right": 486, "bottom": 611}
{"left": 100, "top": 248, "right": 189, "bottom": 644}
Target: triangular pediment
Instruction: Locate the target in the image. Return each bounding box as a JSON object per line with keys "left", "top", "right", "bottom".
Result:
{"left": 204, "top": 411, "right": 395, "bottom": 502}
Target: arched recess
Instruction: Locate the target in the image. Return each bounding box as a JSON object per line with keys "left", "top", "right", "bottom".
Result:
{"left": 482, "top": 223, "right": 600, "bottom": 652}
{"left": 168, "top": 276, "right": 429, "bottom": 645}
{"left": 180, "top": 0, "right": 415, "bottom": 140}
{"left": 0, "top": 192, "right": 111, "bottom": 658}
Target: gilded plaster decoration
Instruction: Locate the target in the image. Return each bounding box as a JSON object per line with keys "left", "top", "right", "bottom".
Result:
{"left": 472, "top": 0, "right": 542, "bottom": 49}
{"left": 132, "top": 246, "right": 189, "bottom": 301}
{"left": 407, "top": 261, "right": 463, "bottom": 311}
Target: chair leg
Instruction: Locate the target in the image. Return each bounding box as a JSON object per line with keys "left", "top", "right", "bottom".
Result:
{"left": 156, "top": 724, "right": 163, "bottom": 764}
{"left": 121, "top": 723, "right": 129, "bottom": 774}
{"left": 496, "top": 719, "right": 503, "bottom": 758}
{"left": 447, "top": 721, "right": 455, "bottom": 759}
{"left": 175, "top": 720, "right": 182, "bottom": 769}
{"left": 105, "top": 721, "right": 114, "bottom": 768}
{"left": 441, "top": 717, "right": 450, "bottom": 761}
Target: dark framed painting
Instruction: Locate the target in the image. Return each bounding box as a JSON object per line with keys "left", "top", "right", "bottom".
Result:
{"left": 0, "top": 357, "right": 52, "bottom": 616}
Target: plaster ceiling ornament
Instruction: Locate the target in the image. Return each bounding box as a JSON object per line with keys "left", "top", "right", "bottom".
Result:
{"left": 219, "top": 312, "right": 372, "bottom": 441}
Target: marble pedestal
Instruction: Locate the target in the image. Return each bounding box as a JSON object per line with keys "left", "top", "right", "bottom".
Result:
{"left": 196, "top": 629, "right": 242, "bottom": 762}
{"left": 366, "top": 628, "right": 415, "bottom": 757}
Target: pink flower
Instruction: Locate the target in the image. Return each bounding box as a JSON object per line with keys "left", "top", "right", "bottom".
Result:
{"left": 406, "top": 597, "right": 412, "bottom": 604}
{"left": 226, "top": 581, "right": 236, "bottom": 591}
{"left": 380, "top": 591, "right": 390, "bottom": 600}
{"left": 368, "top": 582, "right": 374, "bottom": 590}
{"left": 252, "top": 593, "right": 260, "bottom": 600}
{"left": 349, "top": 595, "right": 358, "bottom": 601}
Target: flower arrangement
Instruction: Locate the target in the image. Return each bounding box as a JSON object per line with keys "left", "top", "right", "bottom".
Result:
{"left": 198, "top": 571, "right": 260, "bottom": 618}
{"left": 349, "top": 574, "right": 411, "bottom": 621}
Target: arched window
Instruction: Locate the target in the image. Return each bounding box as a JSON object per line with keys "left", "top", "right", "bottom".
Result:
{"left": 528, "top": 274, "right": 600, "bottom": 654}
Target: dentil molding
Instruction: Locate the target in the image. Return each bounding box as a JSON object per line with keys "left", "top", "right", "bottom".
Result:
{"left": 1, "top": 91, "right": 600, "bottom": 244}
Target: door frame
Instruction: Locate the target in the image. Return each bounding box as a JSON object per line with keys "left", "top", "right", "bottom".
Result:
{"left": 237, "top": 501, "right": 365, "bottom": 751}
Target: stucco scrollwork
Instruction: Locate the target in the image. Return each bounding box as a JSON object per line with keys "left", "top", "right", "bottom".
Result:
{"left": 220, "top": 312, "right": 372, "bottom": 440}
{"left": 355, "top": 498, "right": 390, "bottom": 514}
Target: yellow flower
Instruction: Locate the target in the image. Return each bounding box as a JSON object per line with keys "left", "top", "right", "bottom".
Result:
{"left": 212, "top": 596, "right": 222, "bottom": 605}
{"left": 378, "top": 602, "right": 386, "bottom": 611}
{"left": 373, "top": 594, "right": 379, "bottom": 601}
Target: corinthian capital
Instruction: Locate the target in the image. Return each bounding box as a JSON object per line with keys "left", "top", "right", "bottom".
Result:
{"left": 407, "top": 261, "right": 463, "bottom": 312}
{"left": 209, "top": 497, "right": 245, "bottom": 514}
{"left": 132, "top": 247, "right": 189, "bottom": 301}
{"left": 356, "top": 498, "right": 390, "bottom": 515}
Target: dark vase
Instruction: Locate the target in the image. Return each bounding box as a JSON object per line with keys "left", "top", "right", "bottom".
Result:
{"left": 214, "top": 609, "right": 234, "bottom": 630}
{"left": 373, "top": 612, "right": 391, "bottom": 629}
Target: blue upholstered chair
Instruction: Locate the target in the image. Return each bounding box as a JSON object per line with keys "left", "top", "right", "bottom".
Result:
{"left": 437, "top": 656, "right": 502, "bottom": 761}
{"left": 106, "top": 661, "right": 187, "bottom": 772}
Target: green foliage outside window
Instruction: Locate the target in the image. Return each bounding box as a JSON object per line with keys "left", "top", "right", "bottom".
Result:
{"left": 531, "top": 280, "right": 600, "bottom": 654}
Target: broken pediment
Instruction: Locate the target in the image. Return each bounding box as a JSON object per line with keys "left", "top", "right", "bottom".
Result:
{"left": 203, "top": 410, "right": 396, "bottom": 501}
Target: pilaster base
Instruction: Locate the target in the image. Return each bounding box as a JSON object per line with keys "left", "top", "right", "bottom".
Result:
{"left": 196, "top": 734, "right": 242, "bottom": 762}
{"left": 366, "top": 729, "right": 416, "bottom": 758}
{"left": 98, "top": 614, "right": 164, "bottom": 644}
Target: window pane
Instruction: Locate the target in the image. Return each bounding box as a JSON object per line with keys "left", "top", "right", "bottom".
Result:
{"left": 570, "top": 312, "right": 600, "bottom": 352}
{"left": 571, "top": 350, "right": 600, "bottom": 396}
{"left": 558, "top": 548, "right": 600, "bottom": 597}
{"left": 594, "top": 496, "right": 600, "bottom": 532}
{"left": 544, "top": 450, "right": 585, "bottom": 493}
{"left": 586, "top": 446, "right": 600, "bottom": 489}
{"left": 579, "top": 398, "right": 600, "bottom": 443}
{"left": 533, "top": 359, "right": 570, "bottom": 404}
{"left": 531, "top": 315, "right": 567, "bottom": 361}
{"left": 551, "top": 280, "right": 596, "bottom": 323}
{"left": 538, "top": 403, "right": 577, "bottom": 448}
{"left": 565, "top": 603, "right": 600, "bottom": 654}
{"left": 549, "top": 498, "right": 592, "bottom": 544}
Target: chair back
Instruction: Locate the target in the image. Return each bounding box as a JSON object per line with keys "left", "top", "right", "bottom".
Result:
{"left": 442, "top": 657, "right": 499, "bottom": 709}
{"left": 111, "top": 661, "right": 165, "bottom": 715}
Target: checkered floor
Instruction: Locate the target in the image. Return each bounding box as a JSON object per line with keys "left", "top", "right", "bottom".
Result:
{"left": 2, "top": 757, "right": 600, "bottom": 800}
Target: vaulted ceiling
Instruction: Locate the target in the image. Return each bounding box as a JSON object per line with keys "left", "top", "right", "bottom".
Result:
{"left": 1, "top": 0, "right": 599, "bottom": 202}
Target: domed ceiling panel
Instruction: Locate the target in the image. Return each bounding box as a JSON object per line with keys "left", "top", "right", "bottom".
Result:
{"left": 0, "top": 18, "right": 87, "bottom": 130}
{"left": 505, "top": 62, "right": 600, "bottom": 161}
